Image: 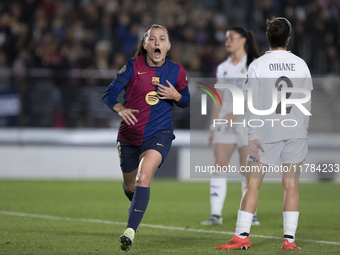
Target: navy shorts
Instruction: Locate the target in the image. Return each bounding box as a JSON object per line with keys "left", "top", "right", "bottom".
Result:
{"left": 117, "top": 131, "right": 175, "bottom": 173}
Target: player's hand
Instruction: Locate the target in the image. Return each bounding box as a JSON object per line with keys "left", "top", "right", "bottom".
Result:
{"left": 118, "top": 108, "right": 139, "bottom": 125}
{"left": 113, "top": 103, "right": 139, "bottom": 125}
{"left": 248, "top": 139, "right": 264, "bottom": 161}
{"left": 208, "top": 130, "right": 214, "bottom": 147}
{"left": 156, "top": 80, "right": 181, "bottom": 102}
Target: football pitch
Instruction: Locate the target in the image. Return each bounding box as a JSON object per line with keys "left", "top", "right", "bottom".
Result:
{"left": 0, "top": 180, "right": 339, "bottom": 254}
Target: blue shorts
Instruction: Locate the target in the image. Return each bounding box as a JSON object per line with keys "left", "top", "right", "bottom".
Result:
{"left": 117, "top": 131, "right": 175, "bottom": 173}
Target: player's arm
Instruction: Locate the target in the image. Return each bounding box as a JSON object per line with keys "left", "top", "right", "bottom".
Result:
{"left": 102, "top": 60, "right": 138, "bottom": 125}
{"left": 302, "top": 68, "right": 313, "bottom": 129}
{"left": 245, "top": 67, "right": 264, "bottom": 160}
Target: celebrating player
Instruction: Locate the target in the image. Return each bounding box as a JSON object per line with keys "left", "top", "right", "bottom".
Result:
{"left": 102, "top": 24, "right": 190, "bottom": 251}
{"left": 215, "top": 17, "right": 312, "bottom": 250}
{"left": 201, "top": 27, "right": 261, "bottom": 226}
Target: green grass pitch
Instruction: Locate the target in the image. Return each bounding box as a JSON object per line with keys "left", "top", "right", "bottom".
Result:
{"left": 0, "top": 180, "right": 339, "bottom": 254}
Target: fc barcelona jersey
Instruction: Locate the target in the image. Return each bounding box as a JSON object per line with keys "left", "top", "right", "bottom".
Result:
{"left": 102, "top": 55, "right": 190, "bottom": 146}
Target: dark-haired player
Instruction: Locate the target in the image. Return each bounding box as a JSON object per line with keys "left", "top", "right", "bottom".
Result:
{"left": 102, "top": 24, "right": 190, "bottom": 251}
{"left": 215, "top": 17, "right": 312, "bottom": 250}
{"left": 201, "top": 26, "right": 261, "bottom": 226}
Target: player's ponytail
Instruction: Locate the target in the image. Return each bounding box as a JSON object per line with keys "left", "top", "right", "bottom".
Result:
{"left": 134, "top": 24, "right": 169, "bottom": 58}
{"left": 229, "top": 26, "right": 260, "bottom": 69}
{"left": 245, "top": 30, "right": 261, "bottom": 68}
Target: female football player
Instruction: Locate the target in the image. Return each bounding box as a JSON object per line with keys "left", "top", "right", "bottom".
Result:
{"left": 102, "top": 24, "right": 190, "bottom": 251}
{"left": 201, "top": 26, "right": 260, "bottom": 226}
{"left": 215, "top": 17, "right": 312, "bottom": 251}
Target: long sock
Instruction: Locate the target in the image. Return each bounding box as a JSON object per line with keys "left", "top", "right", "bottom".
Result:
{"left": 122, "top": 182, "right": 134, "bottom": 201}
{"left": 126, "top": 186, "right": 150, "bottom": 232}
{"left": 210, "top": 177, "right": 227, "bottom": 216}
{"left": 283, "top": 211, "right": 299, "bottom": 243}
{"left": 235, "top": 210, "right": 253, "bottom": 238}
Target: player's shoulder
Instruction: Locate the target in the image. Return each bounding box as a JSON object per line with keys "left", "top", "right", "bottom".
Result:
{"left": 287, "top": 52, "right": 309, "bottom": 68}
{"left": 217, "top": 57, "right": 230, "bottom": 70}
{"left": 168, "top": 58, "right": 183, "bottom": 68}
{"left": 167, "top": 58, "right": 187, "bottom": 73}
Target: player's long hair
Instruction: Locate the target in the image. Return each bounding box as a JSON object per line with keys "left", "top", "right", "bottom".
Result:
{"left": 134, "top": 24, "right": 169, "bottom": 58}
{"left": 229, "top": 26, "right": 261, "bottom": 68}
{"left": 266, "top": 17, "right": 292, "bottom": 49}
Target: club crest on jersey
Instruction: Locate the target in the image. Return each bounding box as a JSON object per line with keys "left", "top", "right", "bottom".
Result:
{"left": 241, "top": 68, "right": 245, "bottom": 74}
{"left": 152, "top": 77, "right": 160, "bottom": 85}
{"left": 145, "top": 91, "right": 159, "bottom": 105}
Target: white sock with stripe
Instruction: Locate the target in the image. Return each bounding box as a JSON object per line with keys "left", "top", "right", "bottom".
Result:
{"left": 235, "top": 210, "right": 253, "bottom": 238}
{"left": 210, "top": 177, "right": 227, "bottom": 216}
{"left": 283, "top": 211, "right": 299, "bottom": 243}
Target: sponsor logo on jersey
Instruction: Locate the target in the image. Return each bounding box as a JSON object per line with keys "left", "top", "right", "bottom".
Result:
{"left": 138, "top": 71, "right": 147, "bottom": 75}
{"left": 152, "top": 77, "right": 160, "bottom": 85}
{"left": 145, "top": 91, "right": 159, "bottom": 105}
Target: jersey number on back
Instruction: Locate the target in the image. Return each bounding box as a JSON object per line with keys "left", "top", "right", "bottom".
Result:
{"left": 275, "top": 76, "right": 293, "bottom": 114}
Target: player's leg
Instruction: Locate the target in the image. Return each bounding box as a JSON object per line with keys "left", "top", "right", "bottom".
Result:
{"left": 281, "top": 161, "right": 302, "bottom": 250}
{"left": 117, "top": 139, "right": 139, "bottom": 202}
{"left": 201, "top": 143, "right": 235, "bottom": 225}
{"left": 120, "top": 149, "right": 162, "bottom": 251}
{"left": 122, "top": 169, "right": 137, "bottom": 201}
{"left": 238, "top": 145, "right": 260, "bottom": 225}
{"left": 280, "top": 138, "right": 306, "bottom": 250}
{"left": 215, "top": 161, "right": 266, "bottom": 250}
{"left": 238, "top": 161, "right": 266, "bottom": 230}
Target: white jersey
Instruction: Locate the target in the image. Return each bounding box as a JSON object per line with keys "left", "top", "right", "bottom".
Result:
{"left": 245, "top": 50, "right": 313, "bottom": 143}
{"left": 216, "top": 55, "right": 247, "bottom": 119}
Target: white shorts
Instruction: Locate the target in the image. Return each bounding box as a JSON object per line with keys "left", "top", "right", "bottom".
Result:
{"left": 213, "top": 125, "right": 248, "bottom": 148}
{"left": 247, "top": 138, "right": 308, "bottom": 166}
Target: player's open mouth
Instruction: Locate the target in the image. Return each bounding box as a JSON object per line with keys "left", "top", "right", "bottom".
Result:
{"left": 154, "top": 48, "right": 161, "bottom": 58}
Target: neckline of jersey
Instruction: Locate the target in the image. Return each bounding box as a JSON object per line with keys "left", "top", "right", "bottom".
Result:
{"left": 227, "top": 54, "right": 247, "bottom": 67}
{"left": 265, "top": 50, "right": 291, "bottom": 54}
{"left": 143, "top": 55, "right": 168, "bottom": 69}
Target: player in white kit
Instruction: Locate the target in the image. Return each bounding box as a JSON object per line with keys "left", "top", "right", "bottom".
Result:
{"left": 201, "top": 26, "right": 260, "bottom": 225}
{"left": 215, "top": 17, "right": 312, "bottom": 250}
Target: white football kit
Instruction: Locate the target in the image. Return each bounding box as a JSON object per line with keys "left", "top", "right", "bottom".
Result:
{"left": 245, "top": 50, "right": 313, "bottom": 165}
{"left": 213, "top": 55, "right": 248, "bottom": 148}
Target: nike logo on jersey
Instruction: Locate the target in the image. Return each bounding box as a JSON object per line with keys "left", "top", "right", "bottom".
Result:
{"left": 134, "top": 209, "right": 144, "bottom": 212}
{"left": 157, "top": 143, "right": 164, "bottom": 147}
{"left": 138, "top": 71, "right": 147, "bottom": 75}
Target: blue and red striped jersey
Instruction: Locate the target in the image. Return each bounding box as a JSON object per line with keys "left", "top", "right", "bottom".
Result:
{"left": 102, "top": 55, "right": 190, "bottom": 146}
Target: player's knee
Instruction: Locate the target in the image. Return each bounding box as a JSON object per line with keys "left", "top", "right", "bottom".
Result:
{"left": 244, "top": 179, "right": 261, "bottom": 191}
{"left": 124, "top": 182, "right": 135, "bottom": 193}
{"left": 135, "top": 172, "right": 151, "bottom": 187}
{"left": 282, "top": 179, "right": 299, "bottom": 190}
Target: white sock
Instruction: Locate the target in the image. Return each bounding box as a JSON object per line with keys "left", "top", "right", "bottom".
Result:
{"left": 283, "top": 211, "right": 299, "bottom": 243}
{"left": 235, "top": 210, "right": 253, "bottom": 238}
{"left": 210, "top": 177, "right": 227, "bottom": 216}
{"left": 126, "top": 227, "right": 135, "bottom": 236}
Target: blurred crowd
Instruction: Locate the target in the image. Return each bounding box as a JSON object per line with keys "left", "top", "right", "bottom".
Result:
{"left": 0, "top": 0, "right": 339, "bottom": 75}
{"left": 0, "top": 0, "right": 339, "bottom": 127}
